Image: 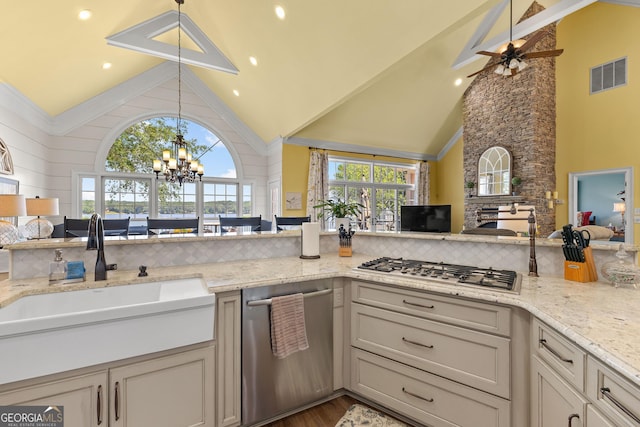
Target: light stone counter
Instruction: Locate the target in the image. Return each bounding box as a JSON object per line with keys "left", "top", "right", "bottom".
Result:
{"left": 1, "top": 252, "right": 639, "bottom": 389}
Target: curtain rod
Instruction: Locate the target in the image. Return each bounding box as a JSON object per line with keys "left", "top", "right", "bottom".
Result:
{"left": 308, "top": 146, "right": 427, "bottom": 162}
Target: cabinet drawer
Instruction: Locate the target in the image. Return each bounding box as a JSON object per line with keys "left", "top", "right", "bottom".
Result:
{"left": 531, "top": 318, "right": 586, "bottom": 392}
{"left": 352, "top": 302, "right": 510, "bottom": 398}
{"left": 586, "top": 356, "right": 640, "bottom": 427}
{"left": 351, "top": 348, "right": 511, "bottom": 427}
{"left": 351, "top": 280, "right": 511, "bottom": 336}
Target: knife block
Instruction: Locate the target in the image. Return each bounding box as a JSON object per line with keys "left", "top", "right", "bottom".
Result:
{"left": 564, "top": 261, "right": 590, "bottom": 282}
{"left": 339, "top": 246, "right": 352, "bottom": 257}
{"left": 564, "top": 247, "right": 598, "bottom": 282}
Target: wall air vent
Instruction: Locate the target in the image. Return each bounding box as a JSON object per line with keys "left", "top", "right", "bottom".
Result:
{"left": 590, "top": 57, "right": 627, "bottom": 94}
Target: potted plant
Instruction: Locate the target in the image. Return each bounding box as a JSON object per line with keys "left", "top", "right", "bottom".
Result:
{"left": 511, "top": 176, "right": 522, "bottom": 195}
{"left": 465, "top": 181, "right": 475, "bottom": 197}
{"left": 313, "top": 198, "right": 364, "bottom": 229}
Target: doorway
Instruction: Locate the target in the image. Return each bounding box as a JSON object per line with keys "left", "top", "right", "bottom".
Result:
{"left": 568, "top": 167, "right": 633, "bottom": 244}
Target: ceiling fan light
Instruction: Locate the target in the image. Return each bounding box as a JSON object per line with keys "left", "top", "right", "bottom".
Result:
{"left": 518, "top": 60, "right": 528, "bottom": 72}
{"left": 503, "top": 68, "right": 512, "bottom": 76}
{"left": 495, "top": 64, "right": 505, "bottom": 75}
{"left": 508, "top": 59, "right": 519, "bottom": 69}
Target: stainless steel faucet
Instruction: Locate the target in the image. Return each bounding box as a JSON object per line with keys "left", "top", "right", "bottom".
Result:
{"left": 87, "top": 213, "right": 116, "bottom": 280}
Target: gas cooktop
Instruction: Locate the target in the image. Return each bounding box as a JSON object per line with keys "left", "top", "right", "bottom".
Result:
{"left": 356, "top": 257, "right": 521, "bottom": 293}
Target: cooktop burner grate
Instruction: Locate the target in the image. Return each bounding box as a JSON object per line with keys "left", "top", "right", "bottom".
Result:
{"left": 357, "top": 257, "right": 520, "bottom": 292}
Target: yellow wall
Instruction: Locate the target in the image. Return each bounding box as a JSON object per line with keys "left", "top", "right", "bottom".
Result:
{"left": 556, "top": 2, "right": 640, "bottom": 244}
{"left": 281, "top": 145, "right": 311, "bottom": 217}
{"left": 431, "top": 137, "right": 464, "bottom": 233}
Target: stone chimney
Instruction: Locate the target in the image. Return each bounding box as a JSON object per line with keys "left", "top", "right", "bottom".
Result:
{"left": 462, "top": 2, "right": 557, "bottom": 236}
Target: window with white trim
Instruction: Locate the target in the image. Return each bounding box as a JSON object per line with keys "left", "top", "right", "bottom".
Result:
{"left": 327, "top": 156, "right": 417, "bottom": 231}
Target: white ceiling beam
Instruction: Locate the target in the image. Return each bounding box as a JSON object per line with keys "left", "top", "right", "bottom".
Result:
{"left": 453, "top": 0, "right": 598, "bottom": 69}
{"left": 106, "top": 10, "right": 238, "bottom": 74}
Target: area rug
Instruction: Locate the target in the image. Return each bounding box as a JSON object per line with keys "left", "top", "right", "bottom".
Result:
{"left": 335, "top": 403, "right": 408, "bottom": 427}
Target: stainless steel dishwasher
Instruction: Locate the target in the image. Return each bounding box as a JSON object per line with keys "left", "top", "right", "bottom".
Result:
{"left": 242, "top": 279, "right": 333, "bottom": 425}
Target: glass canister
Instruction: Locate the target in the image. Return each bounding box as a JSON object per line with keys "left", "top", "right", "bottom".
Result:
{"left": 600, "top": 244, "right": 640, "bottom": 289}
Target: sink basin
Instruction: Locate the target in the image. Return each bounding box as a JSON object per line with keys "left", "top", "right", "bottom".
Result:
{"left": 0, "top": 278, "right": 215, "bottom": 384}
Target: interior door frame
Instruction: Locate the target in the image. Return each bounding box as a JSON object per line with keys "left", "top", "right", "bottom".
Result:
{"left": 568, "top": 167, "right": 633, "bottom": 244}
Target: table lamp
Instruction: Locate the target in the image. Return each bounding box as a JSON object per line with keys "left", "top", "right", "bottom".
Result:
{"left": 25, "top": 196, "right": 59, "bottom": 239}
{"left": 613, "top": 202, "right": 626, "bottom": 231}
{"left": 0, "top": 194, "right": 27, "bottom": 246}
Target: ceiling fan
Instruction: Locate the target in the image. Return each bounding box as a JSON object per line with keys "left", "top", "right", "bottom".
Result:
{"left": 467, "top": 0, "right": 564, "bottom": 78}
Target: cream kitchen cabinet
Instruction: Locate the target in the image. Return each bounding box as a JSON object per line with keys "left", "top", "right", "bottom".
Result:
{"left": 0, "top": 345, "right": 215, "bottom": 427}
{"left": 0, "top": 371, "right": 107, "bottom": 427}
{"left": 349, "top": 280, "right": 513, "bottom": 426}
{"left": 109, "top": 345, "right": 215, "bottom": 427}
{"left": 215, "top": 290, "right": 241, "bottom": 427}
{"left": 586, "top": 356, "right": 640, "bottom": 427}
{"left": 530, "top": 318, "right": 635, "bottom": 427}
{"left": 531, "top": 355, "right": 587, "bottom": 426}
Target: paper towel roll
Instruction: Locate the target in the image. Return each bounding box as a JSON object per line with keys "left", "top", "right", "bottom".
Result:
{"left": 300, "top": 222, "right": 320, "bottom": 259}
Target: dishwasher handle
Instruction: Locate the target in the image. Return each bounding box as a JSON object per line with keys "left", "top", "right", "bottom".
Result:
{"left": 246, "top": 288, "right": 332, "bottom": 306}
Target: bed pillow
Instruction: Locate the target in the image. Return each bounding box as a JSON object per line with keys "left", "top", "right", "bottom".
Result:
{"left": 575, "top": 225, "right": 614, "bottom": 240}
{"left": 581, "top": 211, "right": 592, "bottom": 226}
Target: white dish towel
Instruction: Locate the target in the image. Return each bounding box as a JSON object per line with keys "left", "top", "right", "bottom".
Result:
{"left": 270, "top": 293, "right": 309, "bottom": 359}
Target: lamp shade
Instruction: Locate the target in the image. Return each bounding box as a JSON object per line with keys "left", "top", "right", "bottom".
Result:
{"left": 613, "top": 202, "right": 626, "bottom": 213}
{"left": 0, "top": 194, "right": 27, "bottom": 217}
{"left": 26, "top": 197, "right": 59, "bottom": 216}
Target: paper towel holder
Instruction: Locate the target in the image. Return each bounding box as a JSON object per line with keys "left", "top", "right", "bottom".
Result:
{"left": 300, "top": 222, "right": 321, "bottom": 259}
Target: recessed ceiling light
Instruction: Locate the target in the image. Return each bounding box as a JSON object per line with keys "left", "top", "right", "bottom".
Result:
{"left": 249, "top": 56, "right": 258, "bottom": 66}
{"left": 233, "top": 89, "right": 240, "bottom": 97}
{"left": 454, "top": 78, "right": 463, "bottom": 86}
{"left": 275, "top": 5, "right": 286, "bottom": 20}
{"left": 102, "top": 62, "right": 112, "bottom": 70}
{"left": 78, "top": 10, "right": 92, "bottom": 20}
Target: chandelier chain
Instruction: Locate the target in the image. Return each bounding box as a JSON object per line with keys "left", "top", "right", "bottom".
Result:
{"left": 152, "top": 0, "right": 204, "bottom": 186}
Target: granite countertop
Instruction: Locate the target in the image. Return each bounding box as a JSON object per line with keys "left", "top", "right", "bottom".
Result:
{"left": 1, "top": 253, "right": 639, "bottom": 388}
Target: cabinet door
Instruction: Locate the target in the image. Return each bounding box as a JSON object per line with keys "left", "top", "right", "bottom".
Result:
{"left": 0, "top": 371, "right": 107, "bottom": 427}
{"left": 531, "top": 356, "right": 587, "bottom": 427}
{"left": 587, "top": 405, "right": 616, "bottom": 427}
{"left": 110, "top": 345, "right": 215, "bottom": 427}
{"left": 216, "top": 291, "right": 241, "bottom": 427}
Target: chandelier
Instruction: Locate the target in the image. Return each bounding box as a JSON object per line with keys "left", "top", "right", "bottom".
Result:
{"left": 153, "top": 0, "right": 204, "bottom": 186}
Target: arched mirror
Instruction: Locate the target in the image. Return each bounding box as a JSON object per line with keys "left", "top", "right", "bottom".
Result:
{"left": 478, "top": 146, "right": 511, "bottom": 196}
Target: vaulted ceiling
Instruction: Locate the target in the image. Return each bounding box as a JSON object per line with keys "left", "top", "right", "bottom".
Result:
{"left": 1, "top": 0, "right": 636, "bottom": 159}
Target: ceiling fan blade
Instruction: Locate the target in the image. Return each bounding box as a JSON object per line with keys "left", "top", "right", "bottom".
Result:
{"left": 467, "top": 62, "right": 500, "bottom": 78}
{"left": 517, "top": 30, "right": 547, "bottom": 53}
{"left": 476, "top": 50, "right": 501, "bottom": 57}
{"left": 523, "top": 49, "right": 564, "bottom": 59}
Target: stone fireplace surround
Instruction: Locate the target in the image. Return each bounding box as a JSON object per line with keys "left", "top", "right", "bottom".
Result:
{"left": 462, "top": 2, "right": 556, "bottom": 236}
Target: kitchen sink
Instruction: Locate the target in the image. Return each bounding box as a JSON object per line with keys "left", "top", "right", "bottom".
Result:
{"left": 0, "top": 277, "right": 215, "bottom": 384}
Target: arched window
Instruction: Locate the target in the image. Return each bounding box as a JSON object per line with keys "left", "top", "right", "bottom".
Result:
{"left": 477, "top": 146, "right": 511, "bottom": 196}
{"left": 106, "top": 117, "right": 236, "bottom": 178}
{"left": 79, "top": 117, "right": 247, "bottom": 226}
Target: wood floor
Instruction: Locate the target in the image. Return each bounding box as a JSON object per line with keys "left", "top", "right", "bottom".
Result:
{"left": 262, "top": 395, "right": 360, "bottom": 427}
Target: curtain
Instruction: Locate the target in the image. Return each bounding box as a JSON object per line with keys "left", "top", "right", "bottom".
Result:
{"left": 417, "top": 161, "right": 430, "bottom": 205}
{"left": 306, "top": 150, "right": 328, "bottom": 224}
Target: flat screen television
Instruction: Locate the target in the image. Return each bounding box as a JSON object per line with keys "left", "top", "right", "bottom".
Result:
{"left": 400, "top": 205, "right": 451, "bottom": 233}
